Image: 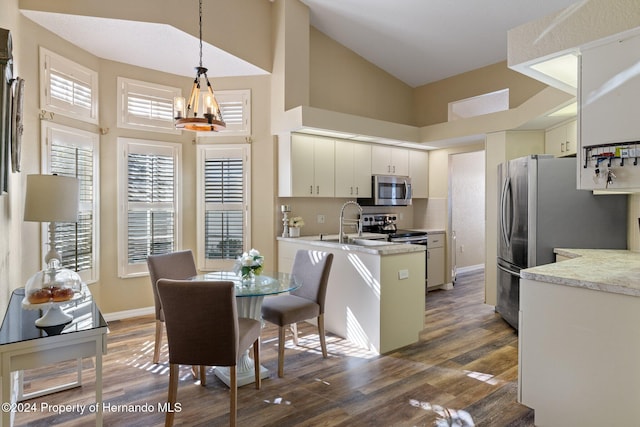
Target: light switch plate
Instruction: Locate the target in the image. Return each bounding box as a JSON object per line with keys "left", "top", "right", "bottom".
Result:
{"left": 398, "top": 269, "right": 409, "bottom": 280}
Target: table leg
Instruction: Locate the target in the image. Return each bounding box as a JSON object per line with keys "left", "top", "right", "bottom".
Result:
{"left": 95, "top": 339, "right": 103, "bottom": 427}
{"left": 214, "top": 296, "right": 269, "bottom": 387}
{"left": 2, "top": 353, "right": 12, "bottom": 427}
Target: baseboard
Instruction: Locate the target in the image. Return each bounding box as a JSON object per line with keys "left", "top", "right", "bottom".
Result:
{"left": 103, "top": 306, "right": 154, "bottom": 322}
{"left": 455, "top": 264, "right": 484, "bottom": 275}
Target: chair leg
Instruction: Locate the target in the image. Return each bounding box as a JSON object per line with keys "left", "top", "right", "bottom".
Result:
{"left": 291, "top": 322, "right": 299, "bottom": 346}
{"left": 277, "top": 326, "right": 285, "bottom": 378}
{"left": 199, "top": 365, "right": 206, "bottom": 386}
{"left": 318, "top": 314, "right": 328, "bottom": 358}
{"left": 230, "top": 365, "right": 237, "bottom": 427}
{"left": 165, "top": 363, "right": 179, "bottom": 427}
{"left": 153, "top": 320, "right": 163, "bottom": 364}
{"left": 253, "top": 338, "right": 261, "bottom": 389}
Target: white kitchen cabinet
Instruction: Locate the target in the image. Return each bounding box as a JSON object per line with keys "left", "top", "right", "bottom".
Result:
{"left": 520, "top": 277, "right": 640, "bottom": 426}
{"left": 545, "top": 119, "right": 576, "bottom": 157}
{"left": 371, "top": 145, "right": 409, "bottom": 176}
{"left": 427, "top": 232, "right": 445, "bottom": 288}
{"left": 277, "top": 238, "right": 425, "bottom": 354}
{"left": 335, "top": 140, "right": 372, "bottom": 198}
{"left": 279, "top": 133, "right": 335, "bottom": 197}
{"left": 409, "top": 150, "right": 429, "bottom": 198}
{"left": 579, "top": 32, "right": 640, "bottom": 190}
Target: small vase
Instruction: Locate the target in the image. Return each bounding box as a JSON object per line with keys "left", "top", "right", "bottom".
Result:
{"left": 242, "top": 270, "right": 256, "bottom": 285}
{"left": 289, "top": 227, "right": 300, "bottom": 238}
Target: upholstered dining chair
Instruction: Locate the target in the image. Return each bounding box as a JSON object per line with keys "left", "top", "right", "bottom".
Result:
{"left": 261, "top": 250, "right": 334, "bottom": 377}
{"left": 146, "top": 250, "right": 198, "bottom": 364}
{"left": 157, "top": 279, "right": 261, "bottom": 427}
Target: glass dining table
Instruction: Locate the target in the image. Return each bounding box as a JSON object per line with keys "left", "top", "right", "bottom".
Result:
{"left": 191, "top": 271, "right": 301, "bottom": 387}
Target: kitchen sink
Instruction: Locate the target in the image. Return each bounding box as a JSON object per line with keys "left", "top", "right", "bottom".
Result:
{"left": 319, "top": 238, "right": 390, "bottom": 246}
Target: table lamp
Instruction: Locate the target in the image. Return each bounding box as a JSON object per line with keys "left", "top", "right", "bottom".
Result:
{"left": 24, "top": 174, "right": 80, "bottom": 265}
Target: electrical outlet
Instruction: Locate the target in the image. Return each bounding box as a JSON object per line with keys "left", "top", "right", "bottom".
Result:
{"left": 460, "top": 245, "right": 464, "bottom": 253}
{"left": 317, "top": 214, "right": 325, "bottom": 224}
{"left": 398, "top": 269, "right": 409, "bottom": 280}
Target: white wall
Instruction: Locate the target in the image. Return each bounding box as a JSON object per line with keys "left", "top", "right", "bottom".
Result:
{"left": 451, "top": 151, "right": 485, "bottom": 271}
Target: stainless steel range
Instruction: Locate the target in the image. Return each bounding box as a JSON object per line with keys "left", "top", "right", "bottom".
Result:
{"left": 360, "top": 213, "right": 428, "bottom": 244}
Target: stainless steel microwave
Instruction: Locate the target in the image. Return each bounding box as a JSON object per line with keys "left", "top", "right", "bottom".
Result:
{"left": 358, "top": 175, "right": 412, "bottom": 206}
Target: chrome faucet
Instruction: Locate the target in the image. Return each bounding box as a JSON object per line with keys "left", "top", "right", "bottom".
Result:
{"left": 339, "top": 201, "right": 363, "bottom": 243}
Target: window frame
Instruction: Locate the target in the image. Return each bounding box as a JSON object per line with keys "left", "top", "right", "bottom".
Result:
{"left": 196, "top": 144, "right": 251, "bottom": 271}
{"left": 117, "top": 137, "right": 182, "bottom": 278}
{"left": 116, "top": 77, "right": 182, "bottom": 134}
{"left": 41, "top": 121, "right": 100, "bottom": 284}
{"left": 39, "top": 47, "right": 99, "bottom": 124}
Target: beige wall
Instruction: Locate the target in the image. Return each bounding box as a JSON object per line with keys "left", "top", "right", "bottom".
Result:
{"left": 309, "top": 27, "right": 415, "bottom": 126}
{"left": 413, "top": 61, "right": 548, "bottom": 127}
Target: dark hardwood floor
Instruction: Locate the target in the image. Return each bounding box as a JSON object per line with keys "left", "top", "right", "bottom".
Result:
{"left": 15, "top": 269, "right": 534, "bottom": 426}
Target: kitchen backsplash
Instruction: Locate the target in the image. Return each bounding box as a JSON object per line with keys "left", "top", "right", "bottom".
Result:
{"left": 277, "top": 198, "right": 416, "bottom": 237}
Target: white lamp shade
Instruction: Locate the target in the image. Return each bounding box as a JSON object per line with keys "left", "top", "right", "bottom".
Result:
{"left": 24, "top": 174, "right": 80, "bottom": 223}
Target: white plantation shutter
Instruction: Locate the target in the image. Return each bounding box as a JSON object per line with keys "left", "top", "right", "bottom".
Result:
{"left": 118, "top": 138, "right": 181, "bottom": 277}
{"left": 42, "top": 122, "right": 99, "bottom": 283}
{"left": 197, "top": 90, "right": 251, "bottom": 138}
{"left": 197, "top": 145, "right": 251, "bottom": 270}
{"left": 117, "top": 77, "right": 180, "bottom": 133}
{"left": 40, "top": 47, "right": 98, "bottom": 124}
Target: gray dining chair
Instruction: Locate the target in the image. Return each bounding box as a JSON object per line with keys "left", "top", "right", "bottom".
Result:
{"left": 146, "top": 250, "right": 198, "bottom": 364}
{"left": 261, "top": 250, "right": 334, "bottom": 377}
{"left": 157, "top": 279, "right": 261, "bottom": 427}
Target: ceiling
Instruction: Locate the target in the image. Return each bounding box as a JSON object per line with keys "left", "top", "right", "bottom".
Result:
{"left": 22, "top": 1, "right": 580, "bottom": 147}
{"left": 23, "top": 0, "right": 579, "bottom": 87}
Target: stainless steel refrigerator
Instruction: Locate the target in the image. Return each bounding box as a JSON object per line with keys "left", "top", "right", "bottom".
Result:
{"left": 497, "top": 155, "right": 628, "bottom": 330}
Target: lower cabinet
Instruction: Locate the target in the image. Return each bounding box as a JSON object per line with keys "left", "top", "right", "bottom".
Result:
{"left": 427, "top": 233, "right": 445, "bottom": 288}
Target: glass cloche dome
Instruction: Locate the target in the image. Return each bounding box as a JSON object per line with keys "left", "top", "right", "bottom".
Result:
{"left": 25, "top": 259, "right": 81, "bottom": 305}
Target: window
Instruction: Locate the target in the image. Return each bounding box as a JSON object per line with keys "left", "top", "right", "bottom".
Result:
{"left": 117, "top": 77, "right": 181, "bottom": 134}
{"left": 118, "top": 138, "right": 181, "bottom": 277}
{"left": 42, "top": 122, "right": 100, "bottom": 283}
{"left": 39, "top": 47, "right": 99, "bottom": 124}
{"left": 196, "top": 89, "right": 252, "bottom": 139}
{"left": 197, "top": 145, "right": 251, "bottom": 270}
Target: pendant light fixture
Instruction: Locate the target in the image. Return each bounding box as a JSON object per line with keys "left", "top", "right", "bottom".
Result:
{"left": 173, "top": 0, "right": 226, "bottom": 132}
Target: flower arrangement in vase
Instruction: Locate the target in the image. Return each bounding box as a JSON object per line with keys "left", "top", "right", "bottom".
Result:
{"left": 288, "top": 216, "right": 305, "bottom": 237}
{"left": 234, "top": 248, "right": 264, "bottom": 283}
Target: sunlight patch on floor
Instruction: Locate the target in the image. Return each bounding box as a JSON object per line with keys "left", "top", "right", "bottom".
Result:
{"left": 463, "top": 369, "right": 500, "bottom": 386}
{"left": 409, "top": 399, "right": 475, "bottom": 427}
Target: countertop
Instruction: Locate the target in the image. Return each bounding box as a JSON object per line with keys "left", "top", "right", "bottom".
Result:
{"left": 277, "top": 233, "right": 426, "bottom": 256}
{"left": 521, "top": 248, "right": 640, "bottom": 297}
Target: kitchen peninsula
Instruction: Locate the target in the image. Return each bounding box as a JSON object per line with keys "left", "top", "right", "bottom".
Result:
{"left": 518, "top": 248, "right": 640, "bottom": 426}
{"left": 277, "top": 235, "right": 425, "bottom": 354}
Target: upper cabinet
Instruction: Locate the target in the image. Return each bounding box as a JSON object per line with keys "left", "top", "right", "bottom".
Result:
{"left": 545, "top": 120, "right": 577, "bottom": 158}
{"left": 579, "top": 32, "right": 640, "bottom": 190}
{"left": 409, "top": 150, "right": 429, "bottom": 198}
{"left": 335, "top": 140, "right": 372, "bottom": 198}
{"left": 279, "top": 133, "right": 335, "bottom": 197}
{"left": 371, "top": 146, "right": 409, "bottom": 176}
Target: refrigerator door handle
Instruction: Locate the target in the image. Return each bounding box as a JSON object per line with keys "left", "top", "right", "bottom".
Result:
{"left": 500, "top": 176, "right": 512, "bottom": 247}
{"left": 497, "top": 262, "right": 520, "bottom": 277}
